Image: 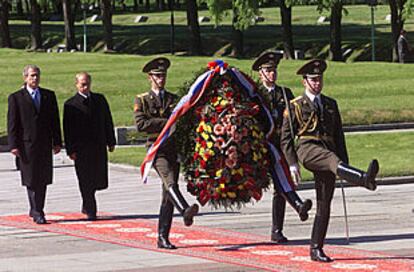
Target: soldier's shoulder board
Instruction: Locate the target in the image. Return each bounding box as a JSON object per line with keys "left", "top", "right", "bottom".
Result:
{"left": 134, "top": 93, "right": 149, "bottom": 112}
{"left": 290, "top": 95, "right": 303, "bottom": 103}
{"left": 136, "top": 92, "right": 149, "bottom": 99}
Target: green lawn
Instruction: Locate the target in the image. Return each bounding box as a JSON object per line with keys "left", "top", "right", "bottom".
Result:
{"left": 109, "top": 132, "right": 414, "bottom": 179}
{"left": 0, "top": 49, "right": 413, "bottom": 136}
{"left": 3, "top": 5, "right": 414, "bottom": 59}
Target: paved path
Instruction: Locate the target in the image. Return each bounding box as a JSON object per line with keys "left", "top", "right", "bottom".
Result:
{"left": 0, "top": 152, "right": 413, "bottom": 271}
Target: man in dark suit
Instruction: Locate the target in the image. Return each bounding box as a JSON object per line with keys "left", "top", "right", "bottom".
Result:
{"left": 253, "top": 52, "right": 311, "bottom": 244}
{"left": 134, "top": 57, "right": 198, "bottom": 249}
{"left": 398, "top": 29, "right": 411, "bottom": 63}
{"left": 63, "top": 72, "right": 116, "bottom": 220}
{"left": 8, "top": 65, "right": 62, "bottom": 224}
{"left": 281, "top": 60, "right": 379, "bottom": 262}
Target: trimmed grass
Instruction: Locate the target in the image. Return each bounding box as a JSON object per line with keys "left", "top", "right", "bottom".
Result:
{"left": 108, "top": 132, "right": 414, "bottom": 179}
{"left": 0, "top": 49, "right": 413, "bottom": 136}
{"left": 3, "top": 5, "right": 414, "bottom": 59}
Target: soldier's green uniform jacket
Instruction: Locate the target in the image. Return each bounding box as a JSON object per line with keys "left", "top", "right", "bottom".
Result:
{"left": 280, "top": 93, "right": 348, "bottom": 167}
{"left": 133, "top": 90, "right": 178, "bottom": 151}
{"left": 257, "top": 85, "right": 294, "bottom": 148}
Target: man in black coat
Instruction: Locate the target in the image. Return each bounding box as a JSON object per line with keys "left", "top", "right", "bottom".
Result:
{"left": 63, "top": 72, "right": 116, "bottom": 220}
{"left": 398, "top": 29, "right": 411, "bottom": 63}
{"left": 8, "top": 65, "right": 62, "bottom": 224}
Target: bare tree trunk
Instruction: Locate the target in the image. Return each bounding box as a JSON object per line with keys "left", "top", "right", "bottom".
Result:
{"left": 133, "top": 0, "right": 138, "bottom": 11}
{"left": 30, "top": 0, "right": 42, "bottom": 50}
{"left": 156, "top": 0, "right": 164, "bottom": 11}
{"left": 62, "top": 0, "right": 77, "bottom": 50}
{"left": 186, "top": 0, "right": 202, "bottom": 55}
{"left": 145, "top": 0, "right": 149, "bottom": 11}
{"left": 101, "top": 0, "right": 114, "bottom": 51}
{"left": 24, "top": 0, "right": 30, "bottom": 14}
{"left": 16, "top": 0, "right": 24, "bottom": 16}
{"left": 329, "top": 1, "right": 343, "bottom": 61}
{"left": 0, "top": 0, "right": 12, "bottom": 48}
{"left": 389, "top": 0, "right": 404, "bottom": 62}
{"left": 280, "top": 0, "right": 294, "bottom": 59}
{"left": 230, "top": 7, "right": 243, "bottom": 57}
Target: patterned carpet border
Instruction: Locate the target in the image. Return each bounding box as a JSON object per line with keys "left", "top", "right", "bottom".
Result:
{"left": 1, "top": 213, "right": 413, "bottom": 272}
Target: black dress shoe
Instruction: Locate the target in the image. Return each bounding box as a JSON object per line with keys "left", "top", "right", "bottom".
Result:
{"left": 183, "top": 204, "right": 199, "bottom": 227}
{"left": 271, "top": 231, "right": 289, "bottom": 243}
{"left": 33, "top": 216, "right": 47, "bottom": 224}
{"left": 310, "top": 248, "right": 333, "bottom": 262}
{"left": 157, "top": 236, "right": 177, "bottom": 250}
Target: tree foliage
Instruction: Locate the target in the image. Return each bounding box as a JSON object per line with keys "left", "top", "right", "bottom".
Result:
{"left": 199, "top": 0, "right": 259, "bottom": 31}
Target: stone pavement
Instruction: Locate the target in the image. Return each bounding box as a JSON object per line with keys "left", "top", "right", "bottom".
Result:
{"left": 0, "top": 152, "right": 413, "bottom": 271}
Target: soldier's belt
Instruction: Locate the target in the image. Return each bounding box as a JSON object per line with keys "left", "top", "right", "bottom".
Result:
{"left": 299, "top": 135, "right": 333, "bottom": 141}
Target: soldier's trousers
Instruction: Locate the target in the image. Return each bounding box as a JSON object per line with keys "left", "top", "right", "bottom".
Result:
{"left": 153, "top": 153, "right": 180, "bottom": 236}
{"left": 310, "top": 171, "right": 336, "bottom": 249}
{"left": 299, "top": 143, "right": 341, "bottom": 174}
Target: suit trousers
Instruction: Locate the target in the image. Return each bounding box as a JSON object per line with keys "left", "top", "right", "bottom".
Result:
{"left": 27, "top": 186, "right": 47, "bottom": 218}
{"left": 79, "top": 183, "right": 97, "bottom": 215}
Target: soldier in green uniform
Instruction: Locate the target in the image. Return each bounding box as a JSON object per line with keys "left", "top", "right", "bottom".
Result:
{"left": 134, "top": 57, "right": 199, "bottom": 250}
{"left": 281, "top": 59, "right": 379, "bottom": 262}
{"left": 253, "top": 52, "right": 312, "bottom": 243}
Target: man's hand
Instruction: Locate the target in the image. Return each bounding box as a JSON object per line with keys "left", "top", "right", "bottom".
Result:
{"left": 108, "top": 145, "right": 115, "bottom": 152}
{"left": 69, "top": 153, "right": 77, "bottom": 160}
{"left": 11, "top": 148, "right": 20, "bottom": 157}
{"left": 53, "top": 145, "right": 61, "bottom": 154}
{"left": 289, "top": 164, "right": 301, "bottom": 187}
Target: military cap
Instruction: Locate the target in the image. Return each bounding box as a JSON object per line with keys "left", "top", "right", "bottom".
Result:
{"left": 142, "top": 57, "right": 170, "bottom": 74}
{"left": 252, "top": 52, "right": 283, "bottom": 71}
{"left": 296, "top": 59, "right": 327, "bottom": 78}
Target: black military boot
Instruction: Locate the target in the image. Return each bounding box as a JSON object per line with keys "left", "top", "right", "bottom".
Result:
{"left": 283, "top": 191, "right": 312, "bottom": 221}
{"left": 157, "top": 202, "right": 177, "bottom": 250}
{"left": 310, "top": 247, "right": 333, "bottom": 263}
{"left": 337, "top": 159, "right": 379, "bottom": 191}
{"left": 167, "top": 185, "right": 199, "bottom": 227}
{"left": 271, "top": 194, "right": 288, "bottom": 243}
{"left": 310, "top": 214, "right": 332, "bottom": 262}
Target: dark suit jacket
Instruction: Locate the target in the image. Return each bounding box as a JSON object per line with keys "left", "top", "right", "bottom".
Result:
{"left": 7, "top": 86, "right": 62, "bottom": 188}
{"left": 63, "top": 92, "right": 116, "bottom": 190}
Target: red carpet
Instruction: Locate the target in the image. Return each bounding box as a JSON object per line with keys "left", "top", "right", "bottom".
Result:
{"left": 0, "top": 213, "right": 413, "bottom": 272}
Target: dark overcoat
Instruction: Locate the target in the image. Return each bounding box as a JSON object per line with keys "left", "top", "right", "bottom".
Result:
{"left": 7, "top": 87, "right": 62, "bottom": 188}
{"left": 63, "top": 92, "right": 116, "bottom": 191}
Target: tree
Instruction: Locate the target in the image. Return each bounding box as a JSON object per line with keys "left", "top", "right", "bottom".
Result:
{"left": 329, "top": 0, "right": 342, "bottom": 61}
{"left": 101, "top": 0, "right": 114, "bottom": 51}
{"left": 30, "top": 0, "right": 43, "bottom": 50}
{"left": 202, "top": 0, "right": 259, "bottom": 57}
{"left": 280, "top": 0, "right": 294, "bottom": 59}
{"left": 388, "top": 0, "right": 413, "bottom": 62}
{"left": 316, "top": 0, "right": 344, "bottom": 61}
{"left": 62, "top": 0, "right": 77, "bottom": 50}
{"left": 186, "top": 0, "right": 202, "bottom": 55}
{"left": 16, "top": 0, "right": 24, "bottom": 16}
{"left": 0, "top": 0, "right": 12, "bottom": 48}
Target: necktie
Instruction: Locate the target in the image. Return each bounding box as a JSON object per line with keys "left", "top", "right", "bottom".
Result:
{"left": 314, "top": 96, "right": 321, "bottom": 113}
{"left": 33, "top": 90, "right": 40, "bottom": 111}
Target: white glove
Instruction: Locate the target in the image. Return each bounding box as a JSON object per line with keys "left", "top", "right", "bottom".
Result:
{"left": 289, "top": 164, "right": 301, "bottom": 186}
